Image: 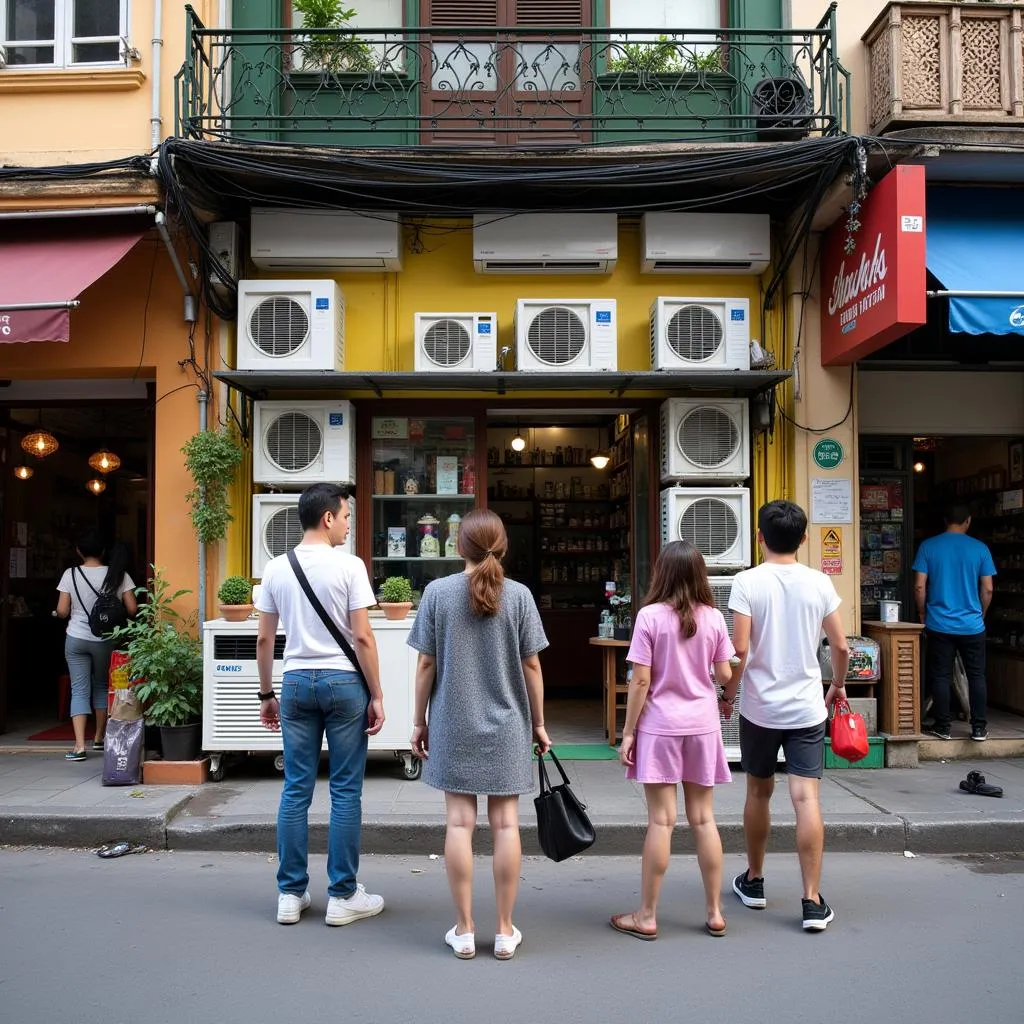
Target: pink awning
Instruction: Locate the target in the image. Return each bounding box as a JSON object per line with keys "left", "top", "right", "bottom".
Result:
{"left": 0, "top": 228, "right": 146, "bottom": 343}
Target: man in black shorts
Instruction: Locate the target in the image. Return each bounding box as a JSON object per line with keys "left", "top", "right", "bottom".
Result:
{"left": 727, "top": 501, "right": 849, "bottom": 931}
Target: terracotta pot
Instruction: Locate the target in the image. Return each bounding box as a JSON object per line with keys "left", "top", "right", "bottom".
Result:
{"left": 219, "top": 603, "right": 254, "bottom": 622}
{"left": 380, "top": 602, "right": 413, "bottom": 621}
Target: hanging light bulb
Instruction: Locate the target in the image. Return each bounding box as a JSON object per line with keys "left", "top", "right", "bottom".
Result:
{"left": 88, "top": 448, "right": 121, "bottom": 474}
{"left": 511, "top": 431, "right": 526, "bottom": 453}
{"left": 86, "top": 478, "right": 107, "bottom": 495}
{"left": 590, "top": 451, "right": 611, "bottom": 470}
{"left": 13, "top": 465, "right": 34, "bottom": 480}
{"left": 21, "top": 430, "right": 59, "bottom": 458}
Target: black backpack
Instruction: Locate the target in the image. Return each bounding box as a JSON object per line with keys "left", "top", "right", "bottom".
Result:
{"left": 72, "top": 568, "right": 129, "bottom": 638}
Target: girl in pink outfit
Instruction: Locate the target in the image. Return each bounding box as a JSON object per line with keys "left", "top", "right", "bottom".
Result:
{"left": 610, "top": 541, "right": 735, "bottom": 941}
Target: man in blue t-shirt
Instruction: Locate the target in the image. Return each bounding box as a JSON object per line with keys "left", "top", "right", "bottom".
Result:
{"left": 912, "top": 503, "right": 996, "bottom": 742}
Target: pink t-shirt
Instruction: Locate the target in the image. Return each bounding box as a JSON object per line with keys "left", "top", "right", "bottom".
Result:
{"left": 626, "top": 602, "right": 735, "bottom": 736}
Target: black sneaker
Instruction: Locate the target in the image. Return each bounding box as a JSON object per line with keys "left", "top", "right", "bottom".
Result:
{"left": 732, "top": 871, "right": 766, "bottom": 909}
{"left": 971, "top": 726, "right": 988, "bottom": 742}
{"left": 802, "top": 894, "right": 835, "bottom": 932}
{"left": 929, "top": 726, "right": 951, "bottom": 741}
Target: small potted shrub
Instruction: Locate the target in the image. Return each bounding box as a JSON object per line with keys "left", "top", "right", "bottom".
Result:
{"left": 217, "top": 575, "right": 253, "bottom": 621}
{"left": 379, "top": 576, "right": 413, "bottom": 620}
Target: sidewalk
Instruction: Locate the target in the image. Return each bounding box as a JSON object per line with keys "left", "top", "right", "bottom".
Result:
{"left": 2, "top": 750, "right": 1023, "bottom": 855}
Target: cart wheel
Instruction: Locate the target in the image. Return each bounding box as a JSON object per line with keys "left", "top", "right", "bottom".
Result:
{"left": 273, "top": 754, "right": 285, "bottom": 773}
{"left": 401, "top": 755, "right": 422, "bottom": 781}
{"left": 208, "top": 756, "right": 225, "bottom": 782}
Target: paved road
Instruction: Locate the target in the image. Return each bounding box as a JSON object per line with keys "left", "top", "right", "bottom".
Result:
{"left": 1, "top": 850, "right": 1020, "bottom": 1024}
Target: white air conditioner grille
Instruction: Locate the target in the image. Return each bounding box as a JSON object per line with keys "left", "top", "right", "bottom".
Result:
{"left": 528, "top": 307, "right": 587, "bottom": 365}
{"left": 677, "top": 498, "right": 740, "bottom": 559}
{"left": 264, "top": 506, "right": 303, "bottom": 557}
{"left": 423, "top": 319, "right": 472, "bottom": 367}
{"left": 667, "top": 304, "right": 723, "bottom": 363}
{"left": 678, "top": 407, "right": 741, "bottom": 471}
{"left": 265, "top": 412, "right": 323, "bottom": 473}
{"left": 250, "top": 296, "right": 309, "bottom": 357}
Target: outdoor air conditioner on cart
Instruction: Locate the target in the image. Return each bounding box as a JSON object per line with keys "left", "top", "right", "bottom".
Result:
{"left": 473, "top": 213, "right": 618, "bottom": 274}
{"left": 660, "top": 397, "right": 750, "bottom": 482}
{"left": 641, "top": 212, "right": 770, "bottom": 275}
{"left": 252, "top": 493, "right": 354, "bottom": 578}
{"left": 660, "top": 487, "right": 751, "bottom": 571}
{"left": 250, "top": 208, "right": 403, "bottom": 271}
{"left": 515, "top": 298, "right": 617, "bottom": 372}
{"left": 253, "top": 400, "right": 355, "bottom": 488}
{"left": 650, "top": 296, "right": 751, "bottom": 371}
{"left": 708, "top": 573, "right": 745, "bottom": 760}
{"left": 414, "top": 312, "right": 498, "bottom": 372}
{"left": 236, "top": 279, "right": 345, "bottom": 372}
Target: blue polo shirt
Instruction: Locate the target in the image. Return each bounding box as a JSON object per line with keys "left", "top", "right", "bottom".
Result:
{"left": 912, "top": 532, "right": 997, "bottom": 635}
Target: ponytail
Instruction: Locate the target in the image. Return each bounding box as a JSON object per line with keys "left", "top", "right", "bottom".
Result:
{"left": 468, "top": 550, "right": 504, "bottom": 618}
{"left": 458, "top": 510, "right": 508, "bottom": 617}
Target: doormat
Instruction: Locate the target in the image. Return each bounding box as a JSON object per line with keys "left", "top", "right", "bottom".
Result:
{"left": 26, "top": 722, "right": 96, "bottom": 742}
{"left": 535, "top": 743, "right": 619, "bottom": 761}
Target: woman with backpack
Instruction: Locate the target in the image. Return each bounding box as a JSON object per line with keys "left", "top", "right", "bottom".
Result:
{"left": 54, "top": 536, "right": 137, "bottom": 761}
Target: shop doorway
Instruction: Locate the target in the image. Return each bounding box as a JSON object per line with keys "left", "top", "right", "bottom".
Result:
{"left": 0, "top": 401, "right": 154, "bottom": 737}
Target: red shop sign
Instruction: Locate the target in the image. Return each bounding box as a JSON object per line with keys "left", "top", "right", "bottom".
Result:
{"left": 820, "top": 165, "right": 927, "bottom": 366}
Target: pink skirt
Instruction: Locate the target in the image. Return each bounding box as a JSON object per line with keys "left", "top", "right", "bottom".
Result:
{"left": 625, "top": 729, "right": 733, "bottom": 787}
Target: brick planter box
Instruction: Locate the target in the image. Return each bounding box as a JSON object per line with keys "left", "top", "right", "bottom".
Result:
{"left": 143, "top": 758, "right": 209, "bottom": 785}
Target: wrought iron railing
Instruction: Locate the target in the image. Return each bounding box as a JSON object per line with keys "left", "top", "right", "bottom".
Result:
{"left": 175, "top": 3, "right": 849, "bottom": 145}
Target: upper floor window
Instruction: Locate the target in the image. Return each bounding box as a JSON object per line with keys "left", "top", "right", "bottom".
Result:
{"left": 609, "top": 0, "right": 724, "bottom": 29}
{"left": 290, "top": 0, "right": 403, "bottom": 31}
{"left": 2, "top": 0, "right": 127, "bottom": 68}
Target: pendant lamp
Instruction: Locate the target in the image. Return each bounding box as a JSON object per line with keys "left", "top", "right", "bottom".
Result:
{"left": 21, "top": 429, "right": 59, "bottom": 458}
{"left": 88, "top": 449, "right": 121, "bottom": 474}
{"left": 13, "top": 465, "right": 34, "bottom": 480}
{"left": 86, "top": 478, "right": 107, "bottom": 495}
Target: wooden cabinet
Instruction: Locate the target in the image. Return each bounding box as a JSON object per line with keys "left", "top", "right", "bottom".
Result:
{"left": 863, "top": 621, "right": 925, "bottom": 736}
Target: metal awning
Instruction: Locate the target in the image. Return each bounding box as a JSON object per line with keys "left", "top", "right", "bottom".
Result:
{"left": 215, "top": 369, "right": 791, "bottom": 400}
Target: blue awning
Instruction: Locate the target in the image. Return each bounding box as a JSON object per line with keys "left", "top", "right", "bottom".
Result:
{"left": 928, "top": 188, "right": 1024, "bottom": 335}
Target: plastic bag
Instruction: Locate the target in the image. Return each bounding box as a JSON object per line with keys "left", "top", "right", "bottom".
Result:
{"left": 102, "top": 718, "right": 144, "bottom": 786}
{"left": 830, "top": 697, "right": 870, "bottom": 763}
{"left": 107, "top": 650, "right": 132, "bottom": 714}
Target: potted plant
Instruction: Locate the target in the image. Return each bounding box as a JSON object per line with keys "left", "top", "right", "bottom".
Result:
{"left": 217, "top": 575, "right": 253, "bottom": 621}
{"left": 182, "top": 428, "right": 244, "bottom": 545}
{"left": 378, "top": 576, "right": 413, "bottom": 620}
{"left": 292, "top": 0, "right": 376, "bottom": 74}
{"left": 111, "top": 568, "right": 204, "bottom": 762}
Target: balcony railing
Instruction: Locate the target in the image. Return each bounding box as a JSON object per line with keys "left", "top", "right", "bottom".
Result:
{"left": 175, "top": 4, "right": 849, "bottom": 147}
{"left": 866, "top": 2, "right": 1024, "bottom": 134}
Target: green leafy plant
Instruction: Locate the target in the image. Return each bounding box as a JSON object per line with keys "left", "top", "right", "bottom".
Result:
{"left": 293, "top": 0, "right": 376, "bottom": 73}
{"left": 379, "top": 576, "right": 413, "bottom": 604}
{"left": 110, "top": 569, "right": 203, "bottom": 728}
{"left": 607, "top": 36, "right": 723, "bottom": 75}
{"left": 217, "top": 575, "right": 252, "bottom": 605}
{"left": 182, "top": 428, "right": 244, "bottom": 544}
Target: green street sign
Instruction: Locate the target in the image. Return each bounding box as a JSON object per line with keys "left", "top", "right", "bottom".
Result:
{"left": 812, "top": 438, "right": 844, "bottom": 470}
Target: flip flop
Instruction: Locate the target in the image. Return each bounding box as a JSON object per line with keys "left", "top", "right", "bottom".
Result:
{"left": 610, "top": 913, "right": 657, "bottom": 941}
{"left": 97, "top": 842, "right": 148, "bottom": 859}
{"left": 959, "top": 771, "right": 1003, "bottom": 798}
{"left": 705, "top": 918, "right": 728, "bottom": 937}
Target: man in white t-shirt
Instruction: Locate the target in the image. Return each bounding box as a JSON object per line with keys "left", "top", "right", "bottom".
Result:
{"left": 255, "top": 483, "right": 386, "bottom": 927}
{"left": 727, "top": 500, "right": 850, "bottom": 932}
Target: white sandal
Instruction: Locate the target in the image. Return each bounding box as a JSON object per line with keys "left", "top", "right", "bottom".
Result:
{"left": 493, "top": 926, "right": 522, "bottom": 960}
{"left": 445, "top": 926, "right": 476, "bottom": 960}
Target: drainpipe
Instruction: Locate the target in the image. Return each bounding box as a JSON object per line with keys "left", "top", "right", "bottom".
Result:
{"left": 151, "top": 0, "right": 163, "bottom": 150}
{"left": 197, "top": 388, "right": 209, "bottom": 625}
{"left": 155, "top": 211, "right": 199, "bottom": 322}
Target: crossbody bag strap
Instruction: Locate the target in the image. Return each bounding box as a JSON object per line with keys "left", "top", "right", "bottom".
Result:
{"left": 76, "top": 566, "right": 102, "bottom": 597}
{"left": 286, "top": 549, "right": 366, "bottom": 682}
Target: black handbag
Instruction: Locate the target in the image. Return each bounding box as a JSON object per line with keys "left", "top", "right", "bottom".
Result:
{"left": 534, "top": 749, "right": 596, "bottom": 862}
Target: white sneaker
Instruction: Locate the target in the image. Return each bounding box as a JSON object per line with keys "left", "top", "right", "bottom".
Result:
{"left": 277, "top": 890, "right": 312, "bottom": 925}
{"left": 325, "top": 883, "right": 384, "bottom": 927}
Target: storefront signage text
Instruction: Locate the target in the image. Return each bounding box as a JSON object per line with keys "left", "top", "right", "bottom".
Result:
{"left": 820, "top": 165, "right": 927, "bottom": 366}
{"left": 812, "top": 438, "right": 844, "bottom": 470}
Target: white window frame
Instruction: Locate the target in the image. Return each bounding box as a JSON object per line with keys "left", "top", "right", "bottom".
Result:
{"left": 0, "top": 0, "right": 129, "bottom": 70}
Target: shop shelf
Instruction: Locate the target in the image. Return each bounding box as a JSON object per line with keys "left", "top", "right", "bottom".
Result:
{"left": 373, "top": 556, "right": 465, "bottom": 562}
{"left": 373, "top": 494, "right": 477, "bottom": 501}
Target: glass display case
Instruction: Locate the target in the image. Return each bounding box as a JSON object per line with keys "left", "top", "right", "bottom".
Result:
{"left": 370, "top": 416, "right": 477, "bottom": 597}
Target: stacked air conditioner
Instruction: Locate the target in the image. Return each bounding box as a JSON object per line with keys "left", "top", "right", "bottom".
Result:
{"left": 515, "top": 298, "right": 617, "bottom": 371}
{"left": 414, "top": 312, "right": 498, "bottom": 372}
{"left": 252, "top": 492, "right": 355, "bottom": 578}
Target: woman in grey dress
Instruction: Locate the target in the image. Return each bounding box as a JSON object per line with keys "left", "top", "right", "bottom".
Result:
{"left": 408, "top": 509, "right": 550, "bottom": 961}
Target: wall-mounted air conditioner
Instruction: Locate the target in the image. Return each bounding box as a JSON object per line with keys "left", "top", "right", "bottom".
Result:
{"left": 660, "top": 398, "right": 750, "bottom": 483}
{"left": 236, "top": 279, "right": 344, "bottom": 372}
{"left": 253, "top": 400, "right": 355, "bottom": 488}
{"left": 473, "top": 214, "right": 618, "bottom": 274}
{"left": 250, "top": 208, "right": 402, "bottom": 272}
{"left": 641, "top": 212, "right": 770, "bottom": 275}
{"left": 414, "top": 312, "right": 498, "bottom": 372}
{"left": 650, "top": 296, "right": 750, "bottom": 371}
{"left": 515, "top": 299, "right": 617, "bottom": 372}
{"left": 660, "top": 487, "right": 751, "bottom": 570}
{"left": 252, "top": 494, "right": 354, "bottom": 578}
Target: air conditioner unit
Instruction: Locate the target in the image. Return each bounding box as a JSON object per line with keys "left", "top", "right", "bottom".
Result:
{"left": 473, "top": 214, "right": 618, "bottom": 274}
{"left": 208, "top": 221, "right": 239, "bottom": 289}
{"left": 650, "top": 296, "right": 750, "bottom": 371}
{"left": 660, "top": 398, "right": 750, "bottom": 483}
{"left": 515, "top": 299, "right": 617, "bottom": 372}
{"left": 252, "top": 494, "right": 354, "bottom": 578}
{"left": 250, "top": 208, "right": 402, "bottom": 271}
{"left": 660, "top": 487, "right": 751, "bottom": 570}
{"left": 236, "top": 279, "right": 344, "bottom": 371}
{"left": 414, "top": 312, "right": 498, "bottom": 372}
{"left": 707, "top": 576, "right": 737, "bottom": 640}
{"left": 253, "top": 400, "right": 355, "bottom": 488}
{"left": 641, "top": 212, "right": 770, "bottom": 275}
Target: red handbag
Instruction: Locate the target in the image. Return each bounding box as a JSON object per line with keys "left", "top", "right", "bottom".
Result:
{"left": 830, "top": 697, "right": 870, "bottom": 763}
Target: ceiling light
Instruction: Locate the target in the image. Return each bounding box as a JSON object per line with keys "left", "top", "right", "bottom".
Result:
{"left": 13, "top": 465, "right": 33, "bottom": 480}
{"left": 590, "top": 451, "right": 611, "bottom": 470}
{"left": 913, "top": 461, "right": 926, "bottom": 474}
{"left": 511, "top": 430, "right": 526, "bottom": 453}
{"left": 21, "top": 430, "right": 59, "bottom": 458}
{"left": 86, "top": 478, "right": 107, "bottom": 495}
{"left": 88, "top": 449, "right": 121, "bottom": 474}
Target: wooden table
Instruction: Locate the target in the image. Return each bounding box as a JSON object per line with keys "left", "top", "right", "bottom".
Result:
{"left": 589, "top": 637, "right": 632, "bottom": 745}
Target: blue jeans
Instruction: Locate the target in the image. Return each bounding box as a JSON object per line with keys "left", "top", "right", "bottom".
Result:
{"left": 277, "top": 669, "right": 369, "bottom": 899}
{"left": 65, "top": 635, "right": 115, "bottom": 717}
